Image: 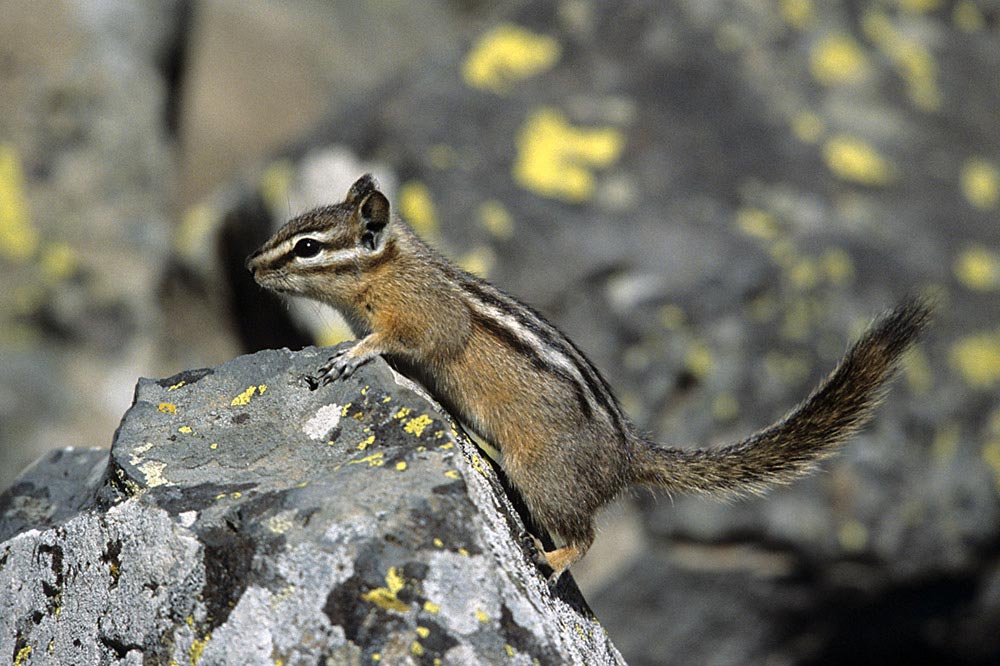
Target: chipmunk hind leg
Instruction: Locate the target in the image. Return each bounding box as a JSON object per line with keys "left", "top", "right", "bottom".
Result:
{"left": 534, "top": 522, "right": 595, "bottom": 583}
{"left": 509, "top": 457, "right": 600, "bottom": 581}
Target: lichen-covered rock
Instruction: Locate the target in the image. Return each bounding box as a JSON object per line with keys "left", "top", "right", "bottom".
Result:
{"left": 0, "top": 346, "right": 624, "bottom": 665}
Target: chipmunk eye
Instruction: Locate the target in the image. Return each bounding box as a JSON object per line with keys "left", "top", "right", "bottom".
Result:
{"left": 293, "top": 238, "right": 322, "bottom": 258}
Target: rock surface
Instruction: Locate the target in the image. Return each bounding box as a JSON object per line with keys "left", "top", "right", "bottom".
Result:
{"left": 0, "top": 346, "right": 624, "bottom": 665}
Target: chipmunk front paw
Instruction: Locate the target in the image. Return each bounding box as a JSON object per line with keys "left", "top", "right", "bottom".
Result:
{"left": 316, "top": 346, "right": 375, "bottom": 383}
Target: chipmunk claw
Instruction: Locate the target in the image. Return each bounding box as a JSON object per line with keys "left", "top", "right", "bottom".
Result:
{"left": 523, "top": 535, "right": 559, "bottom": 582}
{"left": 316, "top": 347, "right": 374, "bottom": 383}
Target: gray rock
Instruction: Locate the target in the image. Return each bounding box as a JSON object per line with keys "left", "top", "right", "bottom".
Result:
{"left": 0, "top": 0, "right": 183, "bottom": 491}
{"left": 0, "top": 345, "right": 625, "bottom": 665}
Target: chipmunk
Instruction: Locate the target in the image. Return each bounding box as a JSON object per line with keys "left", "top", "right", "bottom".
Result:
{"left": 246, "top": 174, "right": 930, "bottom": 581}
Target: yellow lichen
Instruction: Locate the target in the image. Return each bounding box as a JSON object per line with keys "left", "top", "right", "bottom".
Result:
{"left": 791, "top": 111, "right": 824, "bottom": 144}
{"left": 190, "top": 633, "right": 211, "bottom": 664}
{"left": 478, "top": 200, "right": 515, "bottom": 239}
{"left": 931, "top": 422, "right": 960, "bottom": 462}
{"left": 423, "top": 601, "right": 441, "bottom": 614}
{"left": 458, "top": 245, "right": 495, "bottom": 278}
{"left": 960, "top": 158, "right": 1000, "bottom": 210}
{"left": 903, "top": 347, "right": 933, "bottom": 394}
{"left": 820, "top": 248, "right": 855, "bottom": 285}
{"left": 357, "top": 435, "right": 375, "bottom": 450}
{"left": 178, "top": 426, "right": 193, "bottom": 434}
{"left": 348, "top": 453, "right": 385, "bottom": 468}
{"left": 399, "top": 181, "right": 438, "bottom": 238}
{"left": 711, "top": 393, "right": 739, "bottom": 421}
{"left": 513, "top": 108, "right": 625, "bottom": 202}
{"left": 0, "top": 143, "right": 37, "bottom": 261}
{"left": 462, "top": 24, "right": 561, "bottom": 93}
{"left": 983, "top": 432, "right": 1000, "bottom": 494}
{"left": 788, "top": 258, "right": 820, "bottom": 291}
{"left": 40, "top": 242, "right": 77, "bottom": 281}
{"left": 768, "top": 239, "right": 798, "bottom": 269}
{"left": 658, "top": 304, "right": 685, "bottom": 330}
{"left": 953, "top": 1, "right": 986, "bottom": 31}
{"left": 950, "top": 330, "right": 1000, "bottom": 388}
{"left": 685, "top": 340, "right": 714, "bottom": 378}
{"left": 231, "top": 386, "right": 258, "bottom": 406}
{"left": 838, "top": 519, "right": 869, "bottom": 552}
{"left": 444, "top": 469, "right": 460, "bottom": 480}
{"left": 362, "top": 567, "right": 410, "bottom": 612}
{"left": 395, "top": 461, "right": 407, "bottom": 472}
{"left": 810, "top": 34, "right": 869, "bottom": 85}
{"left": 898, "top": 0, "right": 942, "bottom": 13}
{"left": 736, "top": 208, "right": 780, "bottom": 240}
{"left": 891, "top": 40, "right": 940, "bottom": 110}
{"left": 470, "top": 454, "right": 489, "bottom": 477}
{"left": 158, "top": 403, "right": 178, "bottom": 415}
{"left": 13, "top": 645, "right": 32, "bottom": 665}
{"left": 780, "top": 0, "right": 814, "bottom": 29}
{"left": 863, "top": 11, "right": 941, "bottom": 111}
{"left": 954, "top": 245, "right": 1000, "bottom": 291}
{"left": 823, "top": 135, "right": 894, "bottom": 186}
{"left": 168, "top": 381, "right": 186, "bottom": 391}
{"left": 475, "top": 609, "right": 489, "bottom": 623}
{"left": 403, "top": 414, "right": 434, "bottom": 437}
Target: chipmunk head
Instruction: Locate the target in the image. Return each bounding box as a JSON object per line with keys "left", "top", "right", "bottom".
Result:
{"left": 246, "top": 174, "right": 393, "bottom": 300}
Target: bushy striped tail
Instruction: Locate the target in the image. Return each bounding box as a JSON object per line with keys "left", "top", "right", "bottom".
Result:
{"left": 633, "top": 297, "right": 932, "bottom": 496}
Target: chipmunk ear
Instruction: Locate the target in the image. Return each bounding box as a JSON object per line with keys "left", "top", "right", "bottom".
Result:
{"left": 357, "top": 189, "right": 391, "bottom": 252}
{"left": 344, "top": 174, "right": 378, "bottom": 207}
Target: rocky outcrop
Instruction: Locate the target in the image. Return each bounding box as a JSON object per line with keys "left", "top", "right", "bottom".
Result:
{"left": 0, "top": 345, "right": 624, "bottom": 665}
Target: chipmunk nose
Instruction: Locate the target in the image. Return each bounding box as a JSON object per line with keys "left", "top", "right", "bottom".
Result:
{"left": 245, "top": 249, "right": 261, "bottom": 272}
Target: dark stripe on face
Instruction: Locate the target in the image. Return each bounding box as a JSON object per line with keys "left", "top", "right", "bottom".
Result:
{"left": 288, "top": 262, "right": 356, "bottom": 277}
{"left": 469, "top": 310, "right": 594, "bottom": 420}
{"left": 269, "top": 241, "right": 329, "bottom": 269}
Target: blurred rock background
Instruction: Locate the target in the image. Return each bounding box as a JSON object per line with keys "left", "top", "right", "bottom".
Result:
{"left": 1, "top": 1, "right": 999, "bottom": 664}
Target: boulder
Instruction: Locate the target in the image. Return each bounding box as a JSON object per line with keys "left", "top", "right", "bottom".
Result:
{"left": 0, "top": 345, "right": 624, "bottom": 665}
